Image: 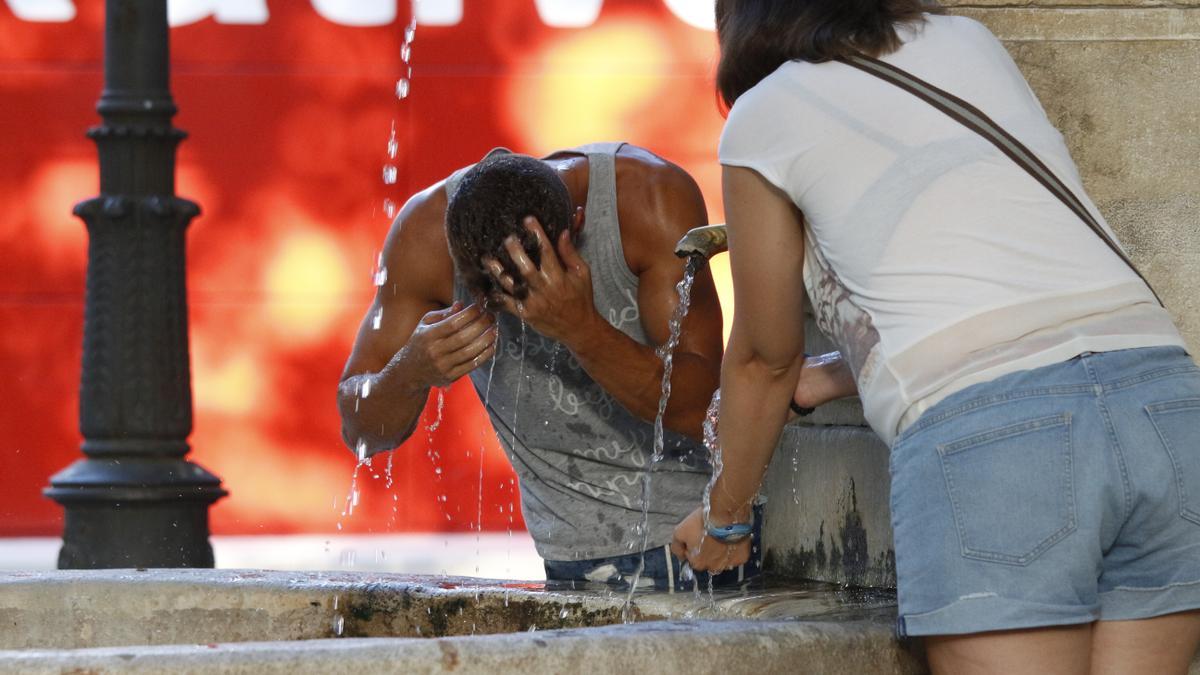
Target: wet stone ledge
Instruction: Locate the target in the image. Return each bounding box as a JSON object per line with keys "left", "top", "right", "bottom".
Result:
{"left": 0, "top": 569, "right": 920, "bottom": 674}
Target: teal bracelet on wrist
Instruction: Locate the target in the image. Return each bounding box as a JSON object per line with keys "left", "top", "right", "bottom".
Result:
{"left": 706, "top": 522, "right": 753, "bottom": 543}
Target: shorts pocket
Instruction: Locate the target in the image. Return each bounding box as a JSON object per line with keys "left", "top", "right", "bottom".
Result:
{"left": 1146, "top": 399, "right": 1200, "bottom": 526}
{"left": 937, "top": 413, "right": 1076, "bottom": 566}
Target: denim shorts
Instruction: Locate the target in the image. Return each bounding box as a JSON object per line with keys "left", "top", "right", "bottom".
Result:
{"left": 543, "top": 505, "right": 763, "bottom": 592}
{"left": 891, "top": 346, "right": 1200, "bottom": 637}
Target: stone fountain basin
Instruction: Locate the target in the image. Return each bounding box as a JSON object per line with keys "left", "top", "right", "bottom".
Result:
{"left": 0, "top": 569, "right": 924, "bottom": 674}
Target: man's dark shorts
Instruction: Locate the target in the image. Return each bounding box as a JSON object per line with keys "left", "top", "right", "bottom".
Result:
{"left": 543, "top": 506, "right": 763, "bottom": 592}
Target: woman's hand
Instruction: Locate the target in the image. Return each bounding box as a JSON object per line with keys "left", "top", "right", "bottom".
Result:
{"left": 671, "top": 506, "right": 751, "bottom": 574}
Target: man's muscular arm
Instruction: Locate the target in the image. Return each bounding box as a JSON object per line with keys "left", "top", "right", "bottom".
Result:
{"left": 599, "top": 156, "right": 723, "bottom": 439}
{"left": 487, "top": 156, "right": 722, "bottom": 440}
{"left": 337, "top": 185, "right": 496, "bottom": 457}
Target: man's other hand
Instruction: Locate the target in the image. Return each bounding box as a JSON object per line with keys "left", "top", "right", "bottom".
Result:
{"left": 484, "top": 216, "right": 601, "bottom": 345}
{"left": 399, "top": 302, "right": 497, "bottom": 388}
{"left": 792, "top": 351, "right": 857, "bottom": 411}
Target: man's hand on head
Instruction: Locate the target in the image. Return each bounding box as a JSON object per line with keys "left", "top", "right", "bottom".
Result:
{"left": 483, "top": 216, "right": 602, "bottom": 346}
{"left": 395, "top": 302, "right": 497, "bottom": 389}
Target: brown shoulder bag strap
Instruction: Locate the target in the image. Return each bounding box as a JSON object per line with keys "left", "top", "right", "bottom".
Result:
{"left": 837, "top": 53, "right": 1164, "bottom": 307}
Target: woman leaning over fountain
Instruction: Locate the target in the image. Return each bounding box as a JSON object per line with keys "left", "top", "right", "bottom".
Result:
{"left": 671, "top": 1, "right": 1200, "bottom": 672}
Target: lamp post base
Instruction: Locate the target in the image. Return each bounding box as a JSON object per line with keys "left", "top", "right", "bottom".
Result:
{"left": 46, "top": 458, "right": 226, "bottom": 569}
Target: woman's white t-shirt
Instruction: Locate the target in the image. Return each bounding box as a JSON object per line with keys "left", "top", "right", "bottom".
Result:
{"left": 718, "top": 14, "right": 1184, "bottom": 445}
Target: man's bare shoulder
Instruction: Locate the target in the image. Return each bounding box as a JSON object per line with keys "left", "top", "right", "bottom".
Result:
{"left": 389, "top": 180, "right": 448, "bottom": 244}
{"left": 382, "top": 178, "right": 454, "bottom": 305}
{"left": 612, "top": 146, "right": 707, "bottom": 266}
{"left": 613, "top": 145, "right": 698, "bottom": 196}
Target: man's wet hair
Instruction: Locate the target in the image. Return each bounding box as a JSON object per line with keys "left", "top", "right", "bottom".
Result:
{"left": 446, "top": 153, "right": 573, "bottom": 303}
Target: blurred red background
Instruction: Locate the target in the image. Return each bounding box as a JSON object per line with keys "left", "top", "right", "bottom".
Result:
{"left": 0, "top": 0, "right": 732, "bottom": 537}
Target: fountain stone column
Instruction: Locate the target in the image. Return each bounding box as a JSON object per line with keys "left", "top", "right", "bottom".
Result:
{"left": 761, "top": 318, "right": 896, "bottom": 588}
{"left": 43, "top": 0, "right": 226, "bottom": 569}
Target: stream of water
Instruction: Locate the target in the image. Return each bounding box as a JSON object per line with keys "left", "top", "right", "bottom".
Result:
{"left": 698, "top": 387, "right": 725, "bottom": 604}
{"left": 622, "top": 255, "right": 703, "bottom": 617}
{"left": 331, "top": 4, "right": 420, "bottom": 596}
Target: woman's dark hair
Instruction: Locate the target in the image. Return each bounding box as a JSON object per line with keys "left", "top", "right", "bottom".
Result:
{"left": 716, "top": 0, "right": 941, "bottom": 107}
{"left": 445, "top": 153, "right": 573, "bottom": 303}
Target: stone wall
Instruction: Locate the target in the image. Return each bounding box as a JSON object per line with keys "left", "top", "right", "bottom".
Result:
{"left": 763, "top": 320, "right": 897, "bottom": 587}
{"left": 762, "top": 0, "right": 1200, "bottom": 586}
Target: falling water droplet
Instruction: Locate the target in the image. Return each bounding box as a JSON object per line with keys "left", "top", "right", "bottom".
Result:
{"left": 791, "top": 454, "right": 800, "bottom": 505}
{"left": 387, "top": 136, "right": 399, "bottom": 159}
{"left": 356, "top": 439, "right": 368, "bottom": 462}
{"left": 373, "top": 307, "right": 384, "bottom": 330}
{"left": 361, "top": 379, "right": 372, "bottom": 399}
{"left": 382, "top": 165, "right": 398, "bottom": 184}
{"left": 383, "top": 199, "right": 397, "bottom": 218}
{"left": 395, "top": 78, "right": 410, "bottom": 100}
{"left": 401, "top": 43, "right": 411, "bottom": 63}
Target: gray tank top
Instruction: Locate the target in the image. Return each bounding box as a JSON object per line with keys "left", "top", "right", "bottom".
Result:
{"left": 447, "top": 143, "right": 710, "bottom": 561}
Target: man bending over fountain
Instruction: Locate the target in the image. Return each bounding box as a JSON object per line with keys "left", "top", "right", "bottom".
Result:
{"left": 338, "top": 144, "right": 752, "bottom": 589}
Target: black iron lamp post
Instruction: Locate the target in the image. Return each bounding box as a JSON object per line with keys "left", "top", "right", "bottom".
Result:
{"left": 44, "top": 0, "right": 226, "bottom": 568}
